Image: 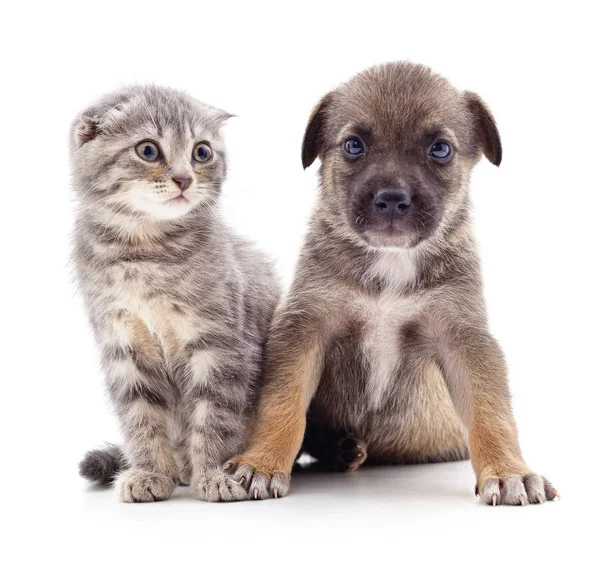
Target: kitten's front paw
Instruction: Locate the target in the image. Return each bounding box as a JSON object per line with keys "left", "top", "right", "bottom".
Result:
{"left": 476, "top": 473, "right": 559, "bottom": 506}
{"left": 115, "top": 469, "right": 175, "bottom": 503}
{"left": 224, "top": 457, "right": 290, "bottom": 500}
{"left": 192, "top": 468, "right": 248, "bottom": 502}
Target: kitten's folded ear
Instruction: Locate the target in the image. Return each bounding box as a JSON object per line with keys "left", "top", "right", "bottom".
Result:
{"left": 465, "top": 91, "right": 502, "bottom": 167}
{"left": 209, "top": 105, "right": 235, "bottom": 125}
{"left": 301, "top": 93, "right": 333, "bottom": 169}
{"left": 72, "top": 103, "right": 124, "bottom": 148}
{"left": 218, "top": 111, "right": 236, "bottom": 122}
{"left": 73, "top": 115, "right": 101, "bottom": 147}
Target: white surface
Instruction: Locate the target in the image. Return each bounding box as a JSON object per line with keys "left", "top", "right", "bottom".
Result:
{"left": 2, "top": 1, "right": 598, "bottom": 571}
{"left": 16, "top": 462, "right": 591, "bottom": 572}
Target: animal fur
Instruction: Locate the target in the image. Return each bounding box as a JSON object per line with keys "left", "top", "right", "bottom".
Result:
{"left": 224, "top": 62, "right": 558, "bottom": 506}
{"left": 71, "top": 85, "right": 279, "bottom": 502}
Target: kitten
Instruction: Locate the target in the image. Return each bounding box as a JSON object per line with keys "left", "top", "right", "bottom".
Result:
{"left": 71, "top": 85, "right": 279, "bottom": 502}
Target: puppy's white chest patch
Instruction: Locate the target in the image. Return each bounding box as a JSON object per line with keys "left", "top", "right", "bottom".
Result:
{"left": 367, "top": 249, "right": 418, "bottom": 289}
{"left": 359, "top": 249, "right": 421, "bottom": 409}
{"left": 359, "top": 293, "right": 417, "bottom": 409}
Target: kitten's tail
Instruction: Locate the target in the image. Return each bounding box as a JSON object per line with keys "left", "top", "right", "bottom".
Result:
{"left": 79, "top": 445, "right": 128, "bottom": 485}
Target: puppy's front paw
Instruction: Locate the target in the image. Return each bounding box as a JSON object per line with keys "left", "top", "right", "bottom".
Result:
{"left": 223, "top": 457, "right": 290, "bottom": 500}
{"left": 115, "top": 469, "right": 175, "bottom": 503}
{"left": 192, "top": 468, "right": 248, "bottom": 502}
{"left": 477, "top": 473, "right": 559, "bottom": 506}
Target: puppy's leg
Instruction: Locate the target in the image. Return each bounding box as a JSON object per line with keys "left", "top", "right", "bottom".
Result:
{"left": 102, "top": 314, "right": 178, "bottom": 503}
{"left": 224, "top": 311, "right": 326, "bottom": 500}
{"left": 439, "top": 325, "right": 558, "bottom": 505}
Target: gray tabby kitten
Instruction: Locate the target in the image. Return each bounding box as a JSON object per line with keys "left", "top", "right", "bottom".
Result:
{"left": 70, "top": 85, "right": 279, "bottom": 502}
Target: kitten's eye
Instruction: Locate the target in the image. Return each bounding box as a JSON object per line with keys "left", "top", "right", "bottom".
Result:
{"left": 193, "top": 142, "right": 212, "bottom": 163}
{"left": 135, "top": 141, "right": 160, "bottom": 162}
{"left": 428, "top": 140, "right": 452, "bottom": 161}
{"left": 343, "top": 136, "right": 366, "bottom": 157}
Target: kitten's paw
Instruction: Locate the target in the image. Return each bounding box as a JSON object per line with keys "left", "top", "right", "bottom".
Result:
{"left": 334, "top": 434, "right": 368, "bottom": 472}
{"left": 115, "top": 469, "right": 175, "bottom": 503}
{"left": 192, "top": 468, "right": 249, "bottom": 502}
{"left": 223, "top": 458, "right": 290, "bottom": 500}
{"left": 476, "top": 473, "right": 559, "bottom": 506}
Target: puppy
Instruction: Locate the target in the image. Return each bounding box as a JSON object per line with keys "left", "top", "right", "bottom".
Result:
{"left": 225, "top": 62, "right": 559, "bottom": 505}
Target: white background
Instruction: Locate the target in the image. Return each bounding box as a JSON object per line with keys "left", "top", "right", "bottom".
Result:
{"left": 2, "top": 1, "right": 598, "bottom": 571}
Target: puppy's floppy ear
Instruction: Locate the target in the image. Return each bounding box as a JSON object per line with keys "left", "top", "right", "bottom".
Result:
{"left": 301, "top": 93, "right": 333, "bottom": 169}
{"left": 465, "top": 91, "right": 502, "bottom": 166}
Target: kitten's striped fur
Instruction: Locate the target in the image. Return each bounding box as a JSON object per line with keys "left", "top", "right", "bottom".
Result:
{"left": 71, "top": 85, "right": 279, "bottom": 502}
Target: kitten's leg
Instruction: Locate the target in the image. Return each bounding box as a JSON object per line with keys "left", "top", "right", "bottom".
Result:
{"left": 184, "top": 338, "right": 255, "bottom": 502}
{"left": 101, "top": 313, "right": 178, "bottom": 502}
{"left": 171, "top": 403, "right": 192, "bottom": 486}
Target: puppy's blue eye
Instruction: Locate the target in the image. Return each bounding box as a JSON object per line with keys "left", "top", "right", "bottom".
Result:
{"left": 135, "top": 141, "right": 160, "bottom": 162}
{"left": 429, "top": 140, "right": 452, "bottom": 160}
{"left": 193, "top": 142, "right": 212, "bottom": 163}
{"left": 343, "top": 136, "right": 366, "bottom": 157}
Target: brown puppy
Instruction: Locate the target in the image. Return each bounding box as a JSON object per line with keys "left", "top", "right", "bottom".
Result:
{"left": 225, "top": 62, "right": 559, "bottom": 505}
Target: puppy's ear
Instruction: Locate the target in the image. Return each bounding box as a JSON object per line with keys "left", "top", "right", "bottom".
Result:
{"left": 465, "top": 92, "right": 502, "bottom": 166}
{"left": 301, "top": 93, "right": 333, "bottom": 169}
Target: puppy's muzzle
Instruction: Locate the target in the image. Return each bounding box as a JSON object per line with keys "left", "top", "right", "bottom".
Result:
{"left": 373, "top": 188, "right": 411, "bottom": 220}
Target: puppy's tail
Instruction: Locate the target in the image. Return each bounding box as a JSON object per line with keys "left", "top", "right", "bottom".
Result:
{"left": 79, "top": 444, "right": 128, "bottom": 485}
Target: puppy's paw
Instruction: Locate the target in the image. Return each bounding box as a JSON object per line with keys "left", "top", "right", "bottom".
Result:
{"left": 223, "top": 458, "right": 290, "bottom": 500}
{"left": 115, "top": 469, "right": 175, "bottom": 503}
{"left": 476, "top": 473, "right": 559, "bottom": 506}
{"left": 334, "top": 434, "right": 368, "bottom": 472}
{"left": 192, "top": 468, "right": 248, "bottom": 502}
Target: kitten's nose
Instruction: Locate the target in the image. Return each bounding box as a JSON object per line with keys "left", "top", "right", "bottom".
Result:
{"left": 172, "top": 176, "right": 192, "bottom": 192}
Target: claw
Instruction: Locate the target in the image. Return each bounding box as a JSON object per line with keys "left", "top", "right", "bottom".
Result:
{"left": 552, "top": 490, "right": 560, "bottom": 500}
{"left": 520, "top": 496, "right": 526, "bottom": 506}
{"left": 356, "top": 452, "right": 363, "bottom": 458}
{"left": 239, "top": 476, "right": 246, "bottom": 486}
{"left": 536, "top": 494, "right": 544, "bottom": 504}
{"left": 223, "top": 462, "right": 233, "bottom": 472}
{"left": 253, "top": 488, "right": 258, "bottom": 500}
{"left": 273, "top": 488, "right": 278, "bottom": 499}
{"left": 475, "top": 485, "right": 479, "bottom": 497}
{"left": 492, "top": 493, "right": 498, "bottom": 506}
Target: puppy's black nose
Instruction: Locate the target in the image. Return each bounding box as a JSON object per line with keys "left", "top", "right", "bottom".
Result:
{"left": 172, "top": 176, "right": 192, "bottom": 192}
{"left": 374, "top": 188, "right": 411, "bottom": 216}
